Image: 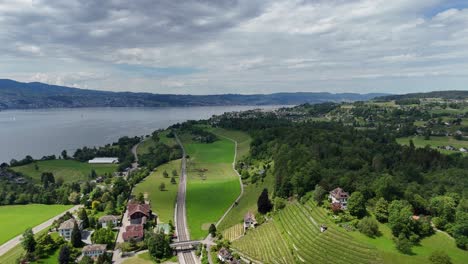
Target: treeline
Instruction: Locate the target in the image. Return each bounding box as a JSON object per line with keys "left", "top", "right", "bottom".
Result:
{"left": 73, "top": 136, "right": 141, "bottom": 170}
{"left": 171, "top": 121, "right": 218, "bottom": 143}
{"left": 139, "top": 132, "right": 182, "bottom": 170}
{"left": 216, "top": 115, "right": 468, "bottom": 250}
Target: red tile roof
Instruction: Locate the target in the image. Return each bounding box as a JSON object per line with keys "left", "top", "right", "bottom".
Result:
{"left": 123, "top": 225, "right": 144, "bottom": 241}
{"left": 127, "top": 203, "right": 151, "bottom": 218}
{"left": 329, "top": 187, "right": 349, "bottom": 199}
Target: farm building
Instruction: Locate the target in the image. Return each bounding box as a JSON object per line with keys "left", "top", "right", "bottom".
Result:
{"left": 123, "top": 224, "right": 144, "bottom": 242}
{"left": 127, "top": 202, "right": 152, "bottom": 225}
{"left": 88, "top": 157, "right": 119, "bottom": 164}
{"left": 244, "top": 211, "right": 257, "bottom": 231}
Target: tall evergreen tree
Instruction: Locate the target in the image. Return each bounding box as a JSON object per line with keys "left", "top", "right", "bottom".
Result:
{"left": 71, "top": 221, "right": 82, "bottom": 247}
{"left": 58, "top": 244, "right": 70, "bottom": 264}
{"left": 209, "top": 224, "right": 217, "bottom": 237}
{"left": 257, "top": 188, "right": 273, "bottom": 214}
{"left": 78, "top": 208, "right": 89, "bottom": 229}
{"left": 21, "top": 228, "right": 36, "bottom": 253}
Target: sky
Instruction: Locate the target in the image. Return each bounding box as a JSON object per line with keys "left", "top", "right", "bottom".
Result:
{"left": 0, "top": 0, "right": 468, "bottom": 95}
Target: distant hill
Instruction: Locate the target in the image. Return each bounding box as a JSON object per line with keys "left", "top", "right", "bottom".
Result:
{"left": 377, "top": 90, "right": 468, "bottom": 101}
{"left": 0, "top": 79, "right": 386, "bottom": 110}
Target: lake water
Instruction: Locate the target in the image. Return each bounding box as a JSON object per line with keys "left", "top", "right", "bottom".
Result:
{"left": 0, "top": 106, "right": 280, "bottom": 163}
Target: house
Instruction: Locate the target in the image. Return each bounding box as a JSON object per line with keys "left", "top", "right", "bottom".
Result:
{"left": 329, "top": 187, "right": 349, "bottom": 209}
{"left": 444, "top": 145, "right": 456, "bottom": 151}
{"left": 460, "top": 148, "right": 467, "bottom": 153}
{"left": 127, "top": 203, "right": 152, "bottom": 225}
{"left": 218, "top": 247, "right": 233, "bottom": 262}
{"left": 88, "top": 157, "right": 119, "bottom": 164}
{"left": 122, "top": 224, "right": 144, "bottom": 242}
{"left": 58, "top": 218, "right": 82, "bottom": 241}
{"left": 320, "top": 224, "right": 328, "bottom": 233}
{"left": 243, "top": 211, "right": 257, "bottom": 231}
{"left": 98, "top": 215, "right": 120, "bottom": 228}
{"left": 82, "top": 244, "right": 107, "bottom": 259}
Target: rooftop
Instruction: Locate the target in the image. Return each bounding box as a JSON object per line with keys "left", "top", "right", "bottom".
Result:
{"left": 88, "top": 157, "right": 119, "bottom": 164}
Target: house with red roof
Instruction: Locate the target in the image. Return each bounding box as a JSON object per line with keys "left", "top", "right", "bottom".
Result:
{"left": 329, "top": 187, "right": 349, "bottom": 209}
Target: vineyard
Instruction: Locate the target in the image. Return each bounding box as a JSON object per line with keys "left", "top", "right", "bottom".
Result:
{"left": 232, "top": 221, "right": 295, "bottom": 264}
{"left": 222, "top": 223, "right": 244, "bottom": 241}
{"left": 232, "top": 200, "right": 383, "bottom": 264}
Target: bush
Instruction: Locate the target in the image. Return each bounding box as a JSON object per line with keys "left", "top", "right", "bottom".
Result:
{"left": 394, "top": 234, "right": 413, "bottom": 254}
{"left": 357, "top": 217, "right": 380, "bottom": 237}
{"left": 429, "top": 250, "right": 452, "bottom": 264}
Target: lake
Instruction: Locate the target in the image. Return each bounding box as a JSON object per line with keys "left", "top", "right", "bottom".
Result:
{"left": 0, "top": 106, "right": 281, "bottom": 163}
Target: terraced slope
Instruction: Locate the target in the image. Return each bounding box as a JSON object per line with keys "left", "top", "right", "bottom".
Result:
{"left": 233, "top": 201, "right": 383, "bottom": 264}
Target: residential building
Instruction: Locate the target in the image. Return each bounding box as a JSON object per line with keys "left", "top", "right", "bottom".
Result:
{"left": 218, "top": 247, "right": 232, "bottom": 262}
{"left": 122, "top": 224, "right": 144, "bottom": 242}
{"left": 329, "top": 187, "right": 349, "bottom": 209}
{"left": 98, "top": 215, "right": 120, "bottom": 228}
{"left": 58, "top": 218, "right": 82, "bottom": 241}
{"left": 243, "top": 211, "right": 257, "bottom": 231}
{"left": 127, "top": 203, "right": 152, "bottom": 225}
{"left": 82, "top": 244, "right": 107, "bottom": 259}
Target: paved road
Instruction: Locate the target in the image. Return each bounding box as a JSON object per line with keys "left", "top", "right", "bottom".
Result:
{"left": 174, "top": 134, "right": 198, "bottom": 264}
{"left": 0, "top": 205, "right": 82, "bottom": 257}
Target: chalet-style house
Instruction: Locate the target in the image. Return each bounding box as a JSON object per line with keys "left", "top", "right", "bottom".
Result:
{"left": 98, "top": 215, "right": 120, "bottom": 228}
{"left": 243, "top": 211, "right": 257, "bottom": 231}
{"left": 329, "top": 187, "right": 349, "bottom": 209}
{"left": 82, "top": 244, "right": 107, "bottom": 259}
{"left": 127, "top": 203, "right": 152, "bottom": 225}
{"left": 58, "top": 218, "right": 82, "bottom": 241}
{"left": 123, "top": 224, "right": 144, "bottom": 242}
{"left": 217, "top": 248, "right": 240, "bottom": 264}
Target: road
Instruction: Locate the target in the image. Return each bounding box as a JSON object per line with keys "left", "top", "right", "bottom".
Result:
{"left": 174, "top": 134, "right": 198, "bottom": 264}
{"left": 0, "top": 205, "right": 82, "bottom": 257}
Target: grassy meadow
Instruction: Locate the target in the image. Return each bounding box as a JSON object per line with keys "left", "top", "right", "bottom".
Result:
{"left": 11, "top": 159, "right": 117, "bottom": 183}
{"left": 137, "top": 130, "right": 178, "bottom": 157}
{"left": 181, "top": 130, "right": 242, "bottom": 239}
{"left": 132, "top": 159, "right": 180, "bottom": 223}
{"left": 0, "top": 204, "right": 72, "bottom": 245}
{"left": 397, "top": 135, "right": 468, "bottom": 154}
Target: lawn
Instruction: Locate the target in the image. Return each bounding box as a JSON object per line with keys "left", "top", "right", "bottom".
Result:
{"left": 181, "top": 130, "right": 242, "bottom": 239}
{"left": 122, "top": 252, "right": 155, "bottom": 264}
{"left": 132, "top": 159, "right": 181, "bottom": 223}
{"left": 0, "top": 204, "right": 72, "bottom": 246}
{"left": 11, "top": 159, "right": 117, "bottom": 183}
{"left": 0, "top": 228, "right": 52, "bottom": 264}
{"left": 397, "top": 135, "right": 468, "bottom": 154}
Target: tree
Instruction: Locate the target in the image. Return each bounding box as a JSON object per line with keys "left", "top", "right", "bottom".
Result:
{"left": 21, "top": 228, "right": 36, "bottom": 253}
{"left": 313, "top": 185, "right": 326, "bottom": 205}
{"left": 78, "top": 208, "right": 90, "bottom": 229}
{"left": 388, "top": 200, "right": 414, "bottom": 238}
{"left": 105, "top": 201, "right": 116, "bottom": 215}
{"left": 374, "top": 198, "right": 389, "bottom": 222}
{"left": 92, "top": 200, "right": 101, "bottom": 211}
{"left": 61, "top": 150, "right": 68, "bottom": 160}
{"left": 172, "top": 169, "right": 178, "bottom": 176}
{"left": 146, "top": 232, "right": 172, "bottom": 260}
{"left": 429, "top": 251, "right": 452, "bottom": 264}
{"left": 357, "top": 217, "right": 380, "bottom": 237}
{"left": 394, "top": 233, "right": 413, "bottom": 254}
{"left": 208, "top": 224, "right": 217, "bottom": 237}
{"left": 159, "top": 183, "right": 166, "bottom": 191}
{"left": 96, "top": 252, "right": 112, "bottom": 264}
{"left": 137, "top": 192, "right": 145, "bottom": 203}
{"left": 71, "top": 221, "right": 82, "bottom": 247}
{"left": 89, "top": 169, "right": 97, "bottom": 179}
{"left": 163, "top": 170, "right": 169, "bottom": 178}
{"left": 92, "top": 227, "right": 114, "bottom": 245}
{"left": 257, "top": 188, "right": 273, "bottom": 214}
{"left": 58, "top": 244, "right": 71, "bottom": 264}
{"left": 348, "top": 191, "right": 367, "bottom": 218}
{"left": 79, "top": 255, "right": 94, "bottom": 264}
{"left": 170, "top": 177, "right": 176, "bottom": 184}
{"left": 429, "top": 196, "right": 456, "bottom": 229}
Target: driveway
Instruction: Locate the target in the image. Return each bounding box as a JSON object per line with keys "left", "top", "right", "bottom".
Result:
{"left": 0, "top": 205, "right": 82, "bottom": 256}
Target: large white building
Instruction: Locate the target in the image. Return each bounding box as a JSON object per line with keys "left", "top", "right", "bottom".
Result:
{"left": 58, "top": 218, "right": 82, "bottom": 241}
{"left": 82, "top": 244, "right": 107, "bottom": 259}
{"left": 88, "top": 157, "right": 119, "bottom": 164}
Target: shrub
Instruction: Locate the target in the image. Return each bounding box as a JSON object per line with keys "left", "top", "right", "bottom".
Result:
{"left": 357, "top": 217, "right": 380, "bottom": 237}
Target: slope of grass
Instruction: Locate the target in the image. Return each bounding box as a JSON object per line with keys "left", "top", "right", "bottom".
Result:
{"left": 137, "top": 130, "right": 177, "bottom": 157}
{"left": 222, "top": 223, "right": 244, "bottom": 242}
{"left": 181, "top": 132, "right": 241, "bottom": 239}
{"left": 397, "top": 135, "right": 468, "bottom": 155}
{"left": 11, "top": 159, "right": 117, "bottom": 183}
{"left": 132, "top": 160, "right": 180, "bottom": 223}
{"left": 0, "top": 204, "right": 72, "bottom": 245}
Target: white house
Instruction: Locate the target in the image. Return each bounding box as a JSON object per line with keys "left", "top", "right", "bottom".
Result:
{"left": 58, "top": 218, "right": 82, "bottom": 241}
{"left": 98, "top": 215, "right": 120, "bottom": 228}
{"left": 88, "top": 157, "right": 119, "bottom": 164}
{"left": 329, "top": 187, "right": 349, "bottom": 209}
{"left": 82, "top": 244, "right": 107, "bottom": 259}
{"left": 460, "top": 148, "right": 467, "bottom": 153}
{"left": 244, "top": 211, "right": 257, "bottom": 231}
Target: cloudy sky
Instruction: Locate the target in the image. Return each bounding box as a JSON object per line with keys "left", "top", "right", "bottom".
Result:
{"left": 1, "top": 0, "right": 468, "bottom": 94}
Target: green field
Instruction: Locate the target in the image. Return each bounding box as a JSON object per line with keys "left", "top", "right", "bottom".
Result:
{"left": 122, "top": 252, "right": 155, "bottom": 264}
{"left": 132, "top": 160, "right": 180, "bottom": 223}
{"left": 233, "top": 199, "right": 467, "bottom": 264}
{"left": 0, "top": 204, "right": 72, "bottom": 245}
{"left": 397, "top": 135, "right": 468, "bottom": 154}
{"left": 137, "top": 130, "right": 177, "bottom": 157}
{"left": 11, "top": 159, "right": 117, "bottom": 183}
{"left": 182, "top": 130, "right": 242, "bottom": 239}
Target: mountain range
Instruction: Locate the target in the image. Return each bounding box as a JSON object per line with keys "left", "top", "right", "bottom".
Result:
{"left": 0, "top": 79, "right": 386, "bottom": 110}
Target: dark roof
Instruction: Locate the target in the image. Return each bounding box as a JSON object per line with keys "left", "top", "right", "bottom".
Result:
{"left": 127, "top": 203, "right": 151, "bottom": 218}
{"left": 244, "top": 211, "right": 256, "bottom": 222}
{"left": 123, "top": 225, "right": 144, "bottom": 241}
{"left": 329, "top": 187, "right": 349, "bottom": 199}
{"left": 218, "top": 247, "right": 232, "bottom": 259}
